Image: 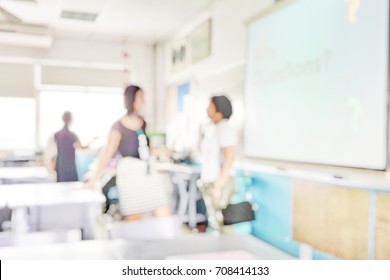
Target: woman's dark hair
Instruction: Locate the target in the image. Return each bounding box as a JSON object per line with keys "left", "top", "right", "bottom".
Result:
{"left": 124, "top": 85, "right": 142, "bottom": 115}
{"left": 211, "top": 95, "right": 233, "bottom": 119}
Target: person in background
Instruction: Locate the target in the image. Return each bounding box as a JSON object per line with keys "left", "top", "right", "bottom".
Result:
{"left": 200, "top": 95, "right": 237, "bottom": 233}
{"left": 88, "top": 85, "right": 172, "bottom": 221}
{"left": 54, "top": 111, "right": 87, "bottom": 182}
{"left": 43, "top": 133, "right": 58, "bottom": 181}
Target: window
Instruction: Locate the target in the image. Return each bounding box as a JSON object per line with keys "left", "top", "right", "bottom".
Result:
{"left": 0, "top": 97, "right": 36, "bottom": 151}
{"left": 39, "top": 89, "right": 124, "bottom": 148}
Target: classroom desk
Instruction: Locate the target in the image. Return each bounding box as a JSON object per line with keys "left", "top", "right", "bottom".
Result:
{"left": 0, "top": 182, "right": 105, "bottom": 239}
{"left": 84, "top": 161, "right": 203, "bottom": 230}
{"left": 0, "top": 154, "right": 35, "bottom": 167}
{"left": 0, "top": 234, "right": 295, "bottom": 260}
{"left": 115, "top": 234, "right": 295, "bottom": 260}
{"left": 0, "top": 166, "right": 51, "bottom": 184}
{"left": 0, "top": 240, "right": 119, "bottom": 260}
{"left": 157, "top": 163, "right": 204, "bottom": 229}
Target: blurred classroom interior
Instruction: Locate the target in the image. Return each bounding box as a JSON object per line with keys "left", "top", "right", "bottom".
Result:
{"left": 0, "top": 0, "right": 390, "bottom": 260}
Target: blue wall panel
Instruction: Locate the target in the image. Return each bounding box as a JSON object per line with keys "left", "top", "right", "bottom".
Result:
{"left": 313, "top": 250, "right": 338, "bottom": 260}
{"left": 237, "top": 170, "right": 300, "bottom": 257}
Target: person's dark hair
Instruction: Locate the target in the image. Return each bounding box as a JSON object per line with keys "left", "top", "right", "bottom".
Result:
{"left": 211, "top": 95, "right": 233, "bottom": 119}
{"left": 62, "top": 111, "right": 72, "bottom": 126}
{"left": 124, "top": 85, "right": 142, "bottom": 115}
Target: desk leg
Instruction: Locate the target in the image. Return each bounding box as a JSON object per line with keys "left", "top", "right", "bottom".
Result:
{"left": 176, "top": 178, "right": 189, "bottom": 225}
{"left": 28, "top": 206, "right": 39, "bottom": 231}
{"left": 188, "top": 175, "right": 198, "bottom": 230}
{"left": 11, "top": 207, "right": 30, "bottom": 233}
{"left": 82, "top": 204, "right": 97, "bottom": 240}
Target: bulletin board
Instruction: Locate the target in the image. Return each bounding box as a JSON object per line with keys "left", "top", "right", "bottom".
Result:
{"left": 375, "top": 193, "right": 390, "bottom": 259}
{"left": 292, "top": 180, "right": 370, "bottom": 259}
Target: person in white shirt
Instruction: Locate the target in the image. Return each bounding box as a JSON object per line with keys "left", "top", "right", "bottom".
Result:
{"left": 200, "top": 95, "right": 237, "bottom": 232}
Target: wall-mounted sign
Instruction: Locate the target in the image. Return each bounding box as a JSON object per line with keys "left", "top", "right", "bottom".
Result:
{"left": 190, "top": 19, "right": 212, "bottom": 63}
{"left": 171, "top": 39, "right": 187, "bottom": 72}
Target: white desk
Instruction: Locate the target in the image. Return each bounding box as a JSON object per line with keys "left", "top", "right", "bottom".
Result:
{"left": 115, "top": 234, "right": 296, "bottom": 260}
{"left": 0, "top": 234, "right": 295, "bottom": 260}
{"left": 0, "top": 240, "right": 119, "bottom": 260}
{"left": 0, "top": 167, "right": 50, "bottom": 184}
{"left": 0, "top": 182, "right": 105, "bottom": 239}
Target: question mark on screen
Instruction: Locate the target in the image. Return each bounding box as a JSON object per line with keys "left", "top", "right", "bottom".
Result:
{"left": 347, "top": 96, "right": 362, "bottom": 132}
{"left": 345, "top": 0, "right": 360, "bottom": 24}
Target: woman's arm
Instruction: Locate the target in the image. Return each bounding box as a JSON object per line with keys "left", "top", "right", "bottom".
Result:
{"left": 73, "top": 141, "right": 88, "bottom": 150}
{"left": 87, "top": 129, "right": 121, "bottom": 188}
{"left": 74, "top": 136, "right": 98, "bottom": 150}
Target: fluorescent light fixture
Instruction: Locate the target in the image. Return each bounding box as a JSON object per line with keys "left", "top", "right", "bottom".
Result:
{"left": 0, "top": 32, "right": 53, "bottom": 48}
{"left": 0, "top": 23, "right": 53, "bottom": 48}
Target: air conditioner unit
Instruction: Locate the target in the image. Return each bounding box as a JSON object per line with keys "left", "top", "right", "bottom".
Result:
{"left": 0, "top": 23, "right": 53, "bottom": 49}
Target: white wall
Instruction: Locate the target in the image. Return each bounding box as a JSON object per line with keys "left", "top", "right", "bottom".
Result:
{"left": 156, "top": 0, "right": 275, "bottom": 129}
{"left": 0, "top": 62, "right": 34, "bottom": 97}
{"left": 154, "top": 43, "right": 167, "bottom": 130}
{"left": 0, "top": 37, "right": 152, "bottom": 69}
{"left": 162, "top": 0, "right": 274, "bottom": 88}
{"left": 155, "top": 0, "right": 275, "bottom": 151}
{"left": 0, "top": 37, "right": 156, "bottom": 123}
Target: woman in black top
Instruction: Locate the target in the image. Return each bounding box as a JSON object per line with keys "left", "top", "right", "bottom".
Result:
{"left": 88, "top": 85, "right": 171, "bottom": 220}
{"left": 110, "top": 119, "right": 147, "bottom": 159}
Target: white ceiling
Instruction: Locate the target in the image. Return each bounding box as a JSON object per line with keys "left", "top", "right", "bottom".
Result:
{"left": 0, "top": 0, "right": 218, "bottom": 43}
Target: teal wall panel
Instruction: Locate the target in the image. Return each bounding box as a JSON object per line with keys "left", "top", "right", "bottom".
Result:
{"left": 236, "top": 170, "right": 300, "bottom": 257}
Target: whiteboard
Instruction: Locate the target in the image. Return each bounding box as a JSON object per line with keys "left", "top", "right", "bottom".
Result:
{"left": 244, "top": 0, "right": 389, "bottom": 170}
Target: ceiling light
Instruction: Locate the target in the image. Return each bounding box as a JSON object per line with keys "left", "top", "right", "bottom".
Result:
{"left": 61, "top": 10, "right": 98, "bottom": 22}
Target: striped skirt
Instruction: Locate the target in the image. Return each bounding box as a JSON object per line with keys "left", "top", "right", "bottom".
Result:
{"left": 116, "top": 157, "right": 171, "bottom": 216}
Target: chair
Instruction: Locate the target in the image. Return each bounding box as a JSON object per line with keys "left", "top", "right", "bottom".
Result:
{"left": 0, "top": 229, "right": 82, "bottom": 247}
{"left": 107, "top": 215, "right": 180, "bottom": 240}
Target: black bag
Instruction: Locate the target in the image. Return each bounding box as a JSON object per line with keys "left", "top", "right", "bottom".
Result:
{"left": 102, "top": 175, "right": 119, "bottom": 213}
{"left": 222, "top": 201, "right": 255, "bottom": 225}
